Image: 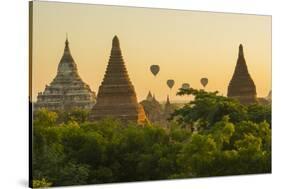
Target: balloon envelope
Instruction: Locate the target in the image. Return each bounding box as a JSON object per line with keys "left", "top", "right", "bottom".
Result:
{"left": 182, "top": 83, "right": 190, "bottom": 89}
{"left": 150, "top": 65, "right": 160, "bottom": 76}
{"left": 167, "top": 79, "right": 175, "bottom": 89}
{"left": 200, "top": 78, "right": 208, "bottom": 87}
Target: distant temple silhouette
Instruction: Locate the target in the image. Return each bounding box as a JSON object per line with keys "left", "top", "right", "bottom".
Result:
{"left": 227, "top": 44, "right": 257, "bottom": 104}
{"left": 146, "top": 91, "right": 153, "bottom": 101}
{"left": 34, "top": 38, "right": 96, "bottom": 111}
{"left": 140, "top": 92, "right": 162, "bottom": 123}
{"left": 89, "top": 36, "right": 147, "bottom": 124}
{"left": 164, "top": 95, "right": 172, "bottom": 113}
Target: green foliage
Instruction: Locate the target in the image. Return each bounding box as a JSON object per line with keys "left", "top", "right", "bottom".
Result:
{"left": 169, "top": 122, "right": 192, "bottom": 142}
{"left": 55, "top": 162, "right": 90, "bottom": 186}
{"left": 57, "top": 108, "right": 90, "bottom": 124}
{"left": 247, "top": 104, "right": 271, "bottom": 125}
{"left": 32, "top": 178, "right": 52, "bottom": 188}
{"left": 172, "top": 88, "right": 271, "bottom": 130}
{"left": 34, "top": 108, "right": 58, "bottom": 127}
{"left": 208, "top": 116, "right": 235, "bottom": 148}
{"left": 32, "top": 90, "right": 271, "bottom": 186}
{"left": 172, "top": 88, "right": 247, "bottom": 130}
{"left": 175, "top": 117, "right": 271, "bottom": 177}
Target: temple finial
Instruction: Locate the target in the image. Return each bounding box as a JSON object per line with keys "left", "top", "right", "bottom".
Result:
{"left": 239, "top": 44, "right": 244, "bottom": 57}
{"left": 112, "top": 35, "right": 120, "bottom": 47}
{"left": 65, "top": 33, "right": 69, "bottom": 46}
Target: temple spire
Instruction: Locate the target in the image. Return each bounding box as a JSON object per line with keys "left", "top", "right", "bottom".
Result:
{"left": 90, "top": 36, "right": 147, "bottom": 123}
{"left": 65, "top": 35, "right": 69, "bottom": 50}
{"left": 146, "top": 91, "right": 153, "bottom": 101}
{"left": 58, "top": 36, "right": 77, "bottom": 75}
{"left": 227, "top": 44, "right": 257, "bottom": 104}
{"left": 239, "top": 44, "right": 244, "bottom": 57}
{"left": 164, "top": 95, "right": 175, "bottom": 120}
{"left": 152, "top": 94, "right": 156, "bottom": 102}
{"left": 112, "top": 35, "right": 120, "bottom": 47}
{"left": 34, "top": 37, "right": 96, "bottom": 111}
{"left": 166, "top": 95, "right": 170, "bottom": 105}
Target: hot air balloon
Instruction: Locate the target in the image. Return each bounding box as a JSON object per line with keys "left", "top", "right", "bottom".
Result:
{"left": 167, "top": 79, "right": 175, "bottom": 89}
{"left": 150, "top": 65, "right": 160, "bottom": 77}
{"left": 182, "top": 83, "right": 190, "bottom": 90}
{"left": 200, "top": 78, "right": 208, "bottom": 88}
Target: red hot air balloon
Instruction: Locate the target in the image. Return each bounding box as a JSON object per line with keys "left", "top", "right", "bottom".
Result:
{"left": 167, "top": 79, "right": 175, "bottom": 89}
{"left": 200, "top": 78, "right": 208, "bottom": 88}
{"left": 150, "top": 65, "right": 160, "bottom": 77}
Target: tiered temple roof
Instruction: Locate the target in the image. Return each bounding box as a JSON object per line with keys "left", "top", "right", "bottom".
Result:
{"left": 34, "top": 38, "right": 96, "bottom": 111}
{"left": 227, "top": 44, "right": 257, "bottom": 104}
{"left": 89, "top": 36, "right": 147, "bottom": 124}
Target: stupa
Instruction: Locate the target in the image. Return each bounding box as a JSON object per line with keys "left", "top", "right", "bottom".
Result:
{"left": 89, "top": 36, "right": 147, "bottom": 124}
{"left": 227, "top": 44, "right": 257, "bottom": 104}
{"left": 34, "top": 38, "right": 96, "bottom": 111}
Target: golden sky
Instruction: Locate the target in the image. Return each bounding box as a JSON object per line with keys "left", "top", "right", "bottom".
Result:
{"left": 31, "top": 1, "right": 271, "bottom": 102}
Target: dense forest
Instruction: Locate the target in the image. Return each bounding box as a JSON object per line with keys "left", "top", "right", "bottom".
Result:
{"left": 32, "top": 89, "right": 271, "bottom": 188}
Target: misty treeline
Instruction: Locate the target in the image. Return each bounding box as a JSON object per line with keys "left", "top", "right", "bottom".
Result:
{"left": 32, "top": 89, "right": 271, "bottom": 187}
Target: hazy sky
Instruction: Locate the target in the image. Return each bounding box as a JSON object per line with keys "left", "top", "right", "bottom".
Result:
{"left": 31, "top": 1, "right": 271, "bottom": 102}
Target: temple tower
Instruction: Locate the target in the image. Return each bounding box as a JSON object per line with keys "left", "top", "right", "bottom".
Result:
{"left": 227, "top": 44, "right": 257, "bottom": 104}
{"left": 89, "top": 36, "right": 147, "bottom": 124}
{"left": 34, "top": 38, "right": 96, "bottom": 111}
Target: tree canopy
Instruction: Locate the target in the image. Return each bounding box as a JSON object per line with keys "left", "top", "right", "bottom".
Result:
{"left": 32, "top": 89, "right": 271, "bottom": 187}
